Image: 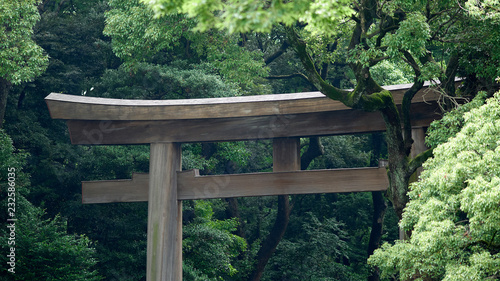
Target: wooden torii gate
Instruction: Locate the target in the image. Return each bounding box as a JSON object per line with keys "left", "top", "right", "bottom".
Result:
{"left": 45, "top": 82, "right": 441, "bottom": 281}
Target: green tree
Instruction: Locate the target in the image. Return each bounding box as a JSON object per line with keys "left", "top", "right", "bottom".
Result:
{"left": 104, "top": 0, "right": 269, "bottom": 94}
{"left": 183, "top": 200, "right": 247, "bottom": 280}
{"left": 141, "top": 0, "right": 499, "bottom": 224}
{"left": 0, "top": 129, "right": 102, "bottom": 280}
{"left": 0, "top": 0, "right": 48, "bottom": 127}
{"left": 368, "top": 91, "right": 500, "bottom": 280}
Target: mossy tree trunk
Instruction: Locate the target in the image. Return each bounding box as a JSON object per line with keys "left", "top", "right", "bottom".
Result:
{"left": 283, "top": 1, "right": 442, "bottom": 224}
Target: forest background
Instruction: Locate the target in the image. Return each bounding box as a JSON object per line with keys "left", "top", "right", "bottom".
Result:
{"left": 0, "top": 0, "right": 499, "bottom": 280}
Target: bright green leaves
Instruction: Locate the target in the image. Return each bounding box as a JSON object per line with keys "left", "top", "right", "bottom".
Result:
{"left": 465, "top": 0, "right": 500, "bottom": 22}
{"left": 104, "top": 0, "right": 192, "bottom": 62}
{"left": 347, "top": 45, "right": 385, "bottom": 68}
{"left": 447, "top": 251, "right": 500, "bottom": 281}
{"left": 369, "top": 91, "right": 500, "bottom": 280}
{"left": 217, "top": 0, "right": 307, "bottom": 34}
{"left": 370, "top": 60, "right": 412, "bottom": 86}
{"left": 386, "top": 13, "right": 431, "bottom": 58}
{"left": 426, "top": 92, "right": 488, "bottom": 148}
{"left": 105, "top": 0, "right": 269, "bottom": 92}
{"left": 183, "top": 200, "right": 247, "bottom": 279}
{"left": 143, "top": 0, "right": 353, "bottom": 34}
{"left": 181, "top": 0, "right": 222, "bottom": 31}
{"left": 462, "top": 175, "right": 500, "bottom": 234}
{"left": 0, "top": 0, "right": 48, "bottom": 84}
{"left": 201, "top": 36, "right": 269, "bottom": 87}
{"left": 299, "top": 0, "right": 354, "bottom": 36}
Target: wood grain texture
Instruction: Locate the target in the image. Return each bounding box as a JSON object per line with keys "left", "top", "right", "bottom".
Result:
{"left": 146, "top": 143, "right": 182, "bottom": 281}
{"left": 45, "top": 81, "right": 448, "bottom": 121}
{"left": 273, "top": 138, "right": 301, "bottom": 171}
{"left": 66, "top": 101, "right": 441, "bottom": 144}
{"left": 178, "top": 168, "right": 389, "bottom": 199}
{"left": 410, "top": 128, "right": 428, "bottom": 158}
{"left": 81, "top": 168, "right": 389, "bottom": 203}
{"left": 82, "top": 173, "right": 149, "bottom": 204}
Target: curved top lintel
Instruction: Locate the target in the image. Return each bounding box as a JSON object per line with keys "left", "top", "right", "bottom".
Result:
{"left": 45, "top": 81, "right": 444, "bottom": 121}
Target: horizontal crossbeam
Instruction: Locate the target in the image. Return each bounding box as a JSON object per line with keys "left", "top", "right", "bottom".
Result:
{"left": 46, "top": 81, "right": 440, "bottom": 121}
{"left": 67, "top": 102, "right": 438, "bottom": 144}
{"left": 82, "top": 167, "right": 389, "bottom": 204}
{"left": 45, "top": 81, "right": 449, "bottom": 144}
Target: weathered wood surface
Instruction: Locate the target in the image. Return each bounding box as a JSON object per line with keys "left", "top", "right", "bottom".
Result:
{"left": 82, "top": 173, "right": 149, "bottom": 203}
{"left": 410, "top": 128, "right": 428, "bottom": 158}
{"left": 66, "top": 101, "right": 440, "bottom": 144}
{"left": 146, "top": 143, "right": 182, "bottom": 281}
{"left": 273, "top": 138, "right": 301, "bottom": 171}
{"left": 46, "top": 81, "right": 443, "bottom": 121}
{"left": 82, "top": 167, "right": 389, "bottom": 203}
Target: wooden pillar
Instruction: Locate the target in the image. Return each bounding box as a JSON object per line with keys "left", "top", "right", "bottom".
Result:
{"left": 400, "top": 128, "right": 428, "bottom": 240}
{"left": 273, "top": 138, "right": 301, "bottom": 171}
{"left": 147, "top": 143, "right": 182, "bottom": 281}
{"left": 410, "top": 127, "right": 427, "bottom": 176}
{"left": 246, "top": 137, "right": 299, "bottom": 281}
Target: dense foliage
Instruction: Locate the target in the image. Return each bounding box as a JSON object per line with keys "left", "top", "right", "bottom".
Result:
{"left": 1, "top": 0, "right": 499, "bottom": 280}
{"left": 0, "top": 0, "right": 48, "bottom": 126}
{"left": 369, "top": 91, "right": 500, "bottom": 280}
{"left": 0, "top": 130, "right": 101, "bottom": 280}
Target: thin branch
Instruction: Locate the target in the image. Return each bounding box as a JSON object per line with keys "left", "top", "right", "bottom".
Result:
{"left": 266, "top": 73, "right": 309, "bottom": 81}
{"left": 401, "top": 51, "right": 424, "bottom": 152}
{"left": 430, "top": 9, "right": 461, "bottom": 40}
{"left": 369, "top": 55, "right": 390, "bottom": 67}
{"left": 402, "top": 51, "right": 421, "bottom": 75}
{"left": 264, "top": 41, "right": 289, "bottom": 65}
{"left": 265, "top": 73, "right": 314, "bottom": 87}
{"left": 428, "top": 8, "right": 457, "bottom": 23}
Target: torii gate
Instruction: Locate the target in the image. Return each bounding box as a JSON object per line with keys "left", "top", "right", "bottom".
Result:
{"left": 45, "top": 81, "right": 442, "bottom": 281}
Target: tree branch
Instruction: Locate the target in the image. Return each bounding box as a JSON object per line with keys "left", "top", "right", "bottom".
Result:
{"left": 369, "top": 55, "right": 390, "bottom": 67}
{"left": 300, "top": 137, "right": 324, "bottom": 169}
{"left": 248, "top": 195, "right": 291, "bottom": 281}
{"left": 400, "top": 51, "right": 424, "bottom": 152}
{"left": 407, "top": 148, "right": 433, "bottom": 177}
{"left": 402, "top": 51, "right": 421, "bottom": 75}
{"left": 284, "top": 25, "right": 352, "bottom": 104}
{"left": 264, "top": 40, "right": 289, "bottom": 65}
{"left": 265, "top": 73, "right": 315, "bottom": 88}
{"left": 430, "top": 11, "right": 460, "bottom": 41}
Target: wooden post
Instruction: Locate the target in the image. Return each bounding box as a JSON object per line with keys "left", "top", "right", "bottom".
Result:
{"left": 400, "top": 127, "right": 428, "bottom": 240}
{"left": 273, "top": 138, "right": 301, "bottom": 171}
{"left": 411, "top": 127, "right": 427, "bottom": 175}
{"left": 248, "top": 138, "right": 300, "bottom": 281}
{"left": 147, "top": 143, "right": 182, "bottom": 281}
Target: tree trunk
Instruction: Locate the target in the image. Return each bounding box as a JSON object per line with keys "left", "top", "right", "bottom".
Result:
{"left": 367, "top": 133, "right": 387, "bottom": 281}
{"left": 247, "top": 195, "right": 291, "bottom": 281}
{"left": 379, "top": 102, "right": 412, "bottom": 222}
{"left": 367, "top": 191, "right": 387, "bottom": 281}
{"left": 0, "top": 77, "right": 12, "bottom": 129}
{"left": 300, "top": 137, "right": 324, "bottom": 169}
{"left": 225, "top": 197, "right": 246, "bottom": 239}
{"left": 247, "top": 138, "right": 300, "bottom": 281}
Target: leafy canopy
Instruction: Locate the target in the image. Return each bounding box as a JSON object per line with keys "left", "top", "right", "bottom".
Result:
{"left": 104, "top": 0, "right": 268, "bottom": 90}
{"left": 142, "top": 0, "right": 353, "bottom": 34}
{"left": 0, "top": 0, "right": 48, "bottom": 84}
{"left": 0, "top": 129, "right": 102, "bottom": 280}
{"left": 465, "top": 0, "right": 500, "bottom": 22}
{"left": 368, "top": 92, "right": 500, "bottom": 280}
{"left": 183, "top": 200, "right": 247, "bottom": 280}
